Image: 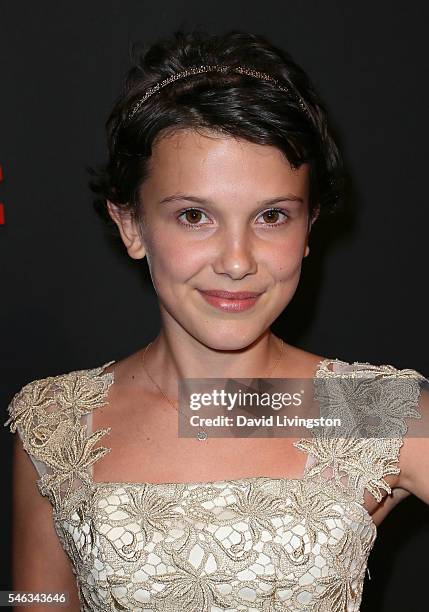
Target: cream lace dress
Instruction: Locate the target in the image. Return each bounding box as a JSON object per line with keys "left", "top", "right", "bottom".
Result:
{"left": 4, "top": 357, "right": 427, "bottom": 612}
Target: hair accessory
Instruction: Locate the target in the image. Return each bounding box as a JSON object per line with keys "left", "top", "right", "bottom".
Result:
{"left": 126, "top": 64, "right": 310, "bottom": 124}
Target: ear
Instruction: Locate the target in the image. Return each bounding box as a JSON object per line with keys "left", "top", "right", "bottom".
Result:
{"left": 107, "top": 201, "right": 147, "bottom": 260}
{"left": 304, "top": 205, "right": 320, "bottom": 258}
{"left": 309, "top": 204, "right": 320, "bottom": 229}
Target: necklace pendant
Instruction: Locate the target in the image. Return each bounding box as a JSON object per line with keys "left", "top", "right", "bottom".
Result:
{"left": 196, "top": 430, "right": 208, "bottom": 441}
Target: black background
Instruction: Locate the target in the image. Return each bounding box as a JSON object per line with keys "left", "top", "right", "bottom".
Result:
{"left": 1, "top": 2, "right": 428, "bottom": 610}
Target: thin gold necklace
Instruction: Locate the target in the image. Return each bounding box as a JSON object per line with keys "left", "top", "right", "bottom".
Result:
{"left": 141, "top": 338, "right": 285, "bottom": 441}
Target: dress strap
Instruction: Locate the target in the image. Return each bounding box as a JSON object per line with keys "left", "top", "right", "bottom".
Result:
{"left": 294, "top": 360, "right": 427, "bottom": 505}
{"left": 4, "top": 361, "right": 115, "bottom": 513}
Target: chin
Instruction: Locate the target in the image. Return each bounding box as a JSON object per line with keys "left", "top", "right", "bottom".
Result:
{"left": 193, "top": 328, "right": 267, "bottom": 352}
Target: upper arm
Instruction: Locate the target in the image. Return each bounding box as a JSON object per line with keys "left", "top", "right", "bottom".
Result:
{"left": 5, "top": 364, "right": 114, "bottom": 612}
{"left": 11, "top": 433, "right": 81, "bottom": 611}
{"left": 396, "top": 380, "right": 429, "bottom": 505}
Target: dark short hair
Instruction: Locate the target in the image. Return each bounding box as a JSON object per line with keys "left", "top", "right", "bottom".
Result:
{"left": 88, "top": 29, "right": 346, "bottom": 235}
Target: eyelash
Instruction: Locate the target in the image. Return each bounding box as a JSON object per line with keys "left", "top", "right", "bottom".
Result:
{"left": 176, "top": 207, "right": 290, "bottom": 230}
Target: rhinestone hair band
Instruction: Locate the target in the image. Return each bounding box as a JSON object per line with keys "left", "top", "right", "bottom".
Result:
{"left": 125, "top": 64, "right": 311, "bottom": 124}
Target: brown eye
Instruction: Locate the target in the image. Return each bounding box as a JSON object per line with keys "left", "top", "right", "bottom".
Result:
{"left": 262, "top": 210, "right": 280, "bottom": 223}
{"left": 177, "top": 208, "right": 211, "bottom": 228}
{"left": 256, "top": 208, "right": 289, "bottom": 227}
{"left": 185, "top": 209, "right": 203, "bottom": 223}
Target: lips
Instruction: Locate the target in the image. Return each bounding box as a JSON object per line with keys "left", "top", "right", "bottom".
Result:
{"left": 197, "top": 289, "right": 263, "bottom": 313}
{"left": 198, "top": 290, "right": 262, "bottom": 299}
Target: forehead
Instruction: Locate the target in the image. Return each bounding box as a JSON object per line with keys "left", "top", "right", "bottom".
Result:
{"left": 143, "top": 128, "right": 309, "bottom": 197}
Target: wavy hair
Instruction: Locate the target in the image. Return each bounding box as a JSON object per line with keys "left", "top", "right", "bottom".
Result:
{"left": 88, "top": 29, "right": 347, "bottom": 235}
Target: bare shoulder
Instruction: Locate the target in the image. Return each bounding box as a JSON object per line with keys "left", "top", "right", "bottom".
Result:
{"left": 98, "top": 346, "right": 155, "bottom": 407}
{"left": 279, "top": 342, "right": 331, "bottom": 378}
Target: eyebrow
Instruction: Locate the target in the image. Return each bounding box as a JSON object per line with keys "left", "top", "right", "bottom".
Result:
{"left": 158, "top": 193, "right": 304, "bottom": 206}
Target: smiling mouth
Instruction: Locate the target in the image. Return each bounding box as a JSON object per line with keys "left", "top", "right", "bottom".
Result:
{"left": 197, "top": 289, "right": 263, "bottom": 312}
{"left": 198, "top": 289, "right": 263, "bottom": 298}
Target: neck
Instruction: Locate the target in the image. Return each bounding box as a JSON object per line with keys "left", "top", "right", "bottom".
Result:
{"left": 142, "top": 329, "right": 283, "bottom": 398}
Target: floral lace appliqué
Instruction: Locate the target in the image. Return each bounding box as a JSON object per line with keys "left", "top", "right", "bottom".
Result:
{"left": 4, "top": 358, "right": 425, "bottom": 611}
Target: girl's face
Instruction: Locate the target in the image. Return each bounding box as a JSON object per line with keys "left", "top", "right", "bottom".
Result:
{"left": 109, "top": 128, "right": 317, "bottom": 350}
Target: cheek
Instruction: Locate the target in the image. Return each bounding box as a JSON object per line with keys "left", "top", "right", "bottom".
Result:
{"left": 145, "top": 220, "right": 308, "bottom": 283}
{"left": 146, "top": 232, "right": 204, "bottom": 281}
{"left": 263, "top": 234, "right": 306, "bottom": 278}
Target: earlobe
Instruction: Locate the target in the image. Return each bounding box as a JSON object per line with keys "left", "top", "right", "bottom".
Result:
{"left": 107, "top": 200, "right": 147, "bottom": 260}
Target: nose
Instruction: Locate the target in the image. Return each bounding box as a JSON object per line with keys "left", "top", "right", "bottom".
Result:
{"left": 212, "top": 228, "right": 258, "bottom": 280}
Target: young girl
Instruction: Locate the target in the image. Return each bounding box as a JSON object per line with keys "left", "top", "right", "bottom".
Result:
{"left": 5, "top": 29, "right": 429, "bottom": 612}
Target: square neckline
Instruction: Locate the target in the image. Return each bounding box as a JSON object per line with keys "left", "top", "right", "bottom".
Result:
{"left": 87, "top": 355, "right": 376, "bottom": 533}
{"left": 88, "top": 356, "right": 347, "bottom": 490}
